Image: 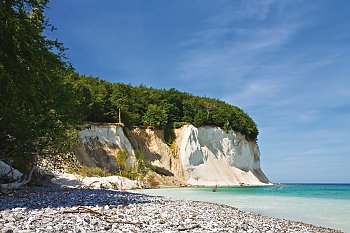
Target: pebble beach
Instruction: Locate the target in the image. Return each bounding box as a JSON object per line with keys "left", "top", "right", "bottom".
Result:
{"left": 0, "top": 187, "right": 343, "bottom": 233}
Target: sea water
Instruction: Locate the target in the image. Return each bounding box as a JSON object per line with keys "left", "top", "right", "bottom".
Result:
{"left": 134, "top": 184, "right": 350, "bottom": 232}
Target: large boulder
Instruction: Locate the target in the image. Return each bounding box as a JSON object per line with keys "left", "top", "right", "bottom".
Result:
{"left": 0, "top": 161, "right": 23, "bottom": 182}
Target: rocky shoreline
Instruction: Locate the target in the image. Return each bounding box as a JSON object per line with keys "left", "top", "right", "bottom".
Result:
{"left": 0, "top": 187, "right": 343, "bottom": 233}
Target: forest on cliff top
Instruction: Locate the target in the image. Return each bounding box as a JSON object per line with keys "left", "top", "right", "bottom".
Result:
{"left": 0, "top": 0, "right": 257, "bottom": 172}
{"left": 71, "top": 74, "right": 258, "bottom": 141}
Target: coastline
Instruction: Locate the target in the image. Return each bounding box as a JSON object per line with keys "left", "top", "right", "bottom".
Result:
{"left": 0, "top": 187, "right": 342, "bottom": 232}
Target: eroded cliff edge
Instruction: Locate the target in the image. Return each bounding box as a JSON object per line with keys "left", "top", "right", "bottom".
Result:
{"left": 75, "top": 123, "right": 270, "bottom": 186}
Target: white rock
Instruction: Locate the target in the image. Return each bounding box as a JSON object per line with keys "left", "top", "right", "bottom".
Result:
{"left": 178, "top": 125, "right": 270, "bottom": 186}
{"left": 79, "top": 124, "right": 135, "bottom": 168}
{"left": 0, "top": 161, "right": 23, "bottom": 180}
{"left": 52, "top": 173, "right": 139, "bottom": 190}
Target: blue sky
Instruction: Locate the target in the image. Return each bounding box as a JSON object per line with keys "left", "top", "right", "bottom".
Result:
{"left": 46, "top": 0, "right": 350, "bottom": 183}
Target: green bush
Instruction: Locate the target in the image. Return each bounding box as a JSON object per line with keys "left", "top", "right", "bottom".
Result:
{"left": 115, "top": 149, "right": 127, "bottom": 173}
{"left": 72, "top": 166, "right": 112, "bottom": 177}
{"left": 134, "top": 150, "right": 147, "bottom": 174}
{"left": 164, "top": 126, "right": 175, "bottom": 145}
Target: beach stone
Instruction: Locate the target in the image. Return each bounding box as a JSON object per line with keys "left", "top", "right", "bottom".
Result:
{"left": 104, "top": 225, "right": 112, "bottom": 230}
{"left": 1, "top": 228, "right": 13, "bottom": 233}
{"left": 90, "top": 220, "right": 98, "bottom": 226}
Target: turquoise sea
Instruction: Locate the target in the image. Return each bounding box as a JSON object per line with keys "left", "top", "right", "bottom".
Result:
{"left": 135, "top": 184, "right": 350, "bottom": 232}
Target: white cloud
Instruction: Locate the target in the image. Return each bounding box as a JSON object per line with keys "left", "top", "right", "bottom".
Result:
{"left": 176, "top": 1, "right": 304, "bottom": 98}
{"left": 209, "top": 0, "right": 276, "bottom": 25}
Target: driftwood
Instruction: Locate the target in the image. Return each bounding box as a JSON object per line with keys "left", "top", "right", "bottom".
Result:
{"left": 62, "top": 206, "right": 103, "bottom": 216}
{"left": 178, "top": 224, "right": 201, "bottom": 231}
{"left": 0, "top": 156, "right": 37, "bottom": 194}
{"left": 61, "top": 206, "right": 140, "bottom": 225}
{"left": 0, "top": 163, "right": 36, "bottom": 194}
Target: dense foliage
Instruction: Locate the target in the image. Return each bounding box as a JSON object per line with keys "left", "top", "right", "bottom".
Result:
{"left": 0, "top": 0, "right": 79, "bottom": 171}
{"left": 70, "top": 75, "right": 259, "bottom": 141}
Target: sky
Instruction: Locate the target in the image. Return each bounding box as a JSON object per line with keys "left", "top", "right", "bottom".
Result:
{"left": 46, "top": 0, "right": 350, "bottom": 183}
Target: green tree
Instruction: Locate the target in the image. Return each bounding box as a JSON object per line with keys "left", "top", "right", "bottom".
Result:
{"left": 0, "top": 0, "right": 80, "bottom": 173}
{"left": 193, "top": 110, "right": 207, "bottom": 127}
{"left": 142, "top": 104, "right": 168, "bottom": 128}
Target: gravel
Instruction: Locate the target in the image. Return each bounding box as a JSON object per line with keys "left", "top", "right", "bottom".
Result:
{"left": 0, "top": 187, "right": 343, "bottom": 233}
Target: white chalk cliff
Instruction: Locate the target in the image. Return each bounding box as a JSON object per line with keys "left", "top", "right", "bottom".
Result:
{"left": 75, "top": 123, "right": 135, "bottom": 172}
{"left": 177, "top": 125, "right": 269, "bottom": 186}
{"left": 76, "top": 124, "right": 270, "bottom": 186}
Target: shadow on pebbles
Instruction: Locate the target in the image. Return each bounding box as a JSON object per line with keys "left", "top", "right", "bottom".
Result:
{"left": 0, "top": 187, "right": 343, "bottom": 233}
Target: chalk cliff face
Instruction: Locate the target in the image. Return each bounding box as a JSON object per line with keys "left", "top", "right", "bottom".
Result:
{"left": 75, "top": 124, "right": 270, "bottom": 186}
{"left": 176, "top": 125, "right": 269, "bottom": 186}
{"left": 127, "top": 128, "right": 183, "bottom": 178}
{"left": 75, "top": 124, "right": 135, "bottom": 172}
